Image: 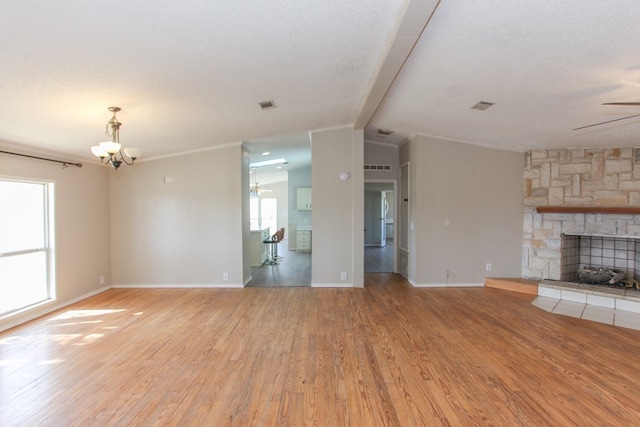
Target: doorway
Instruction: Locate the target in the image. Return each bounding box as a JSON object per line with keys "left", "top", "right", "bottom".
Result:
{"left": 244, "top": 133, "right": 312, "bottom": 287}
{"left": 364, "top": 181, "right": 396, "bottom": 273}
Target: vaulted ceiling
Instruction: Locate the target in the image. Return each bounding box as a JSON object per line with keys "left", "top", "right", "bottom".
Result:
{"left": 2, "top": 0, "right": 640, "bottom": 167}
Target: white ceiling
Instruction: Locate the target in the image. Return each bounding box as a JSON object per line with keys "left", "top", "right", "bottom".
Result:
{"left": 244, "top": 131, "right": 311, "bottom": 185}
{"left": 2, "top": 0, "right": 640, "bottom": 170}
{"left": 369, "top": 0, "right": 640, "bottom": 151}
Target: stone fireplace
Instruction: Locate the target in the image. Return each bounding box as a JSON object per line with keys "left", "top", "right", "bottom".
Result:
{"left": 523, "top": 148, "right": 640, "bottom": 282}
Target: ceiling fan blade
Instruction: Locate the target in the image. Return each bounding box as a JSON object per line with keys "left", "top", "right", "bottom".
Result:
{"left": 602, "top": 102, "right": 640, "bottom": 106}
{"left": 573, "top": 113, "right": 640, "bottom": 131}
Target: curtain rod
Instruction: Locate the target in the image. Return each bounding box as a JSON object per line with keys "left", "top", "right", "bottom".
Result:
{"left": 0, "top": 149, "right": 82, "bottom": 168}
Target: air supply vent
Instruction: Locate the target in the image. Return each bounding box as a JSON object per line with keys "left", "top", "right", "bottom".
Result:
{"left": 364, "top": 164, "right": 392, "bottom": 171}
{"left": 258, "top": 100, "right": 276, "bottom": 110}
{"left": 471, "top": 101, "right": 494, "bottom": 111}
{"left": 377, "top": 128, "right": 394, "bottom": 136}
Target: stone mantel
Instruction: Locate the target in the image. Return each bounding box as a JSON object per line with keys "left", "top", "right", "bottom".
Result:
{"left": 536, "top": 206, "right": 640, "bottom": 215}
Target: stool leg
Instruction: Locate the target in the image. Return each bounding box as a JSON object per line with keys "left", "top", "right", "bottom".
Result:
{"left": 263, "top": 242, "right": 273, "bottom": 265}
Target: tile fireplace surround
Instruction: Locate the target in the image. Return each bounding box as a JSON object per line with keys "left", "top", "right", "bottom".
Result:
{"left": 561, "top": 234, "right": 640, "bottom": 283}
{"left": 523, "top": 209, "right": 640, "bottom": 281}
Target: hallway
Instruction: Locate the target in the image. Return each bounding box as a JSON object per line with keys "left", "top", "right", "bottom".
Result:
{"left": 364, "top": 239, "right": 394, "bottom": 273}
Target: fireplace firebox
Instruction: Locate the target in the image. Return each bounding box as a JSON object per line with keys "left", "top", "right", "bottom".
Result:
{"left": 560, "top": 234, "right": 640, "bottom": 286}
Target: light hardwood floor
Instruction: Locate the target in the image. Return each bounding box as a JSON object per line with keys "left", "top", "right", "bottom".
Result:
{"left": 2, "top": 274, "right": 640, "bottom": 425}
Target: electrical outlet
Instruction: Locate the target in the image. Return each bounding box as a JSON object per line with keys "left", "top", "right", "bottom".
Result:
{"left": 223, "top": 272, "right": 229, "bottom": 281}
{"left": 341, "top": 272, "right": 347, "bottom": 280}
{"left": 486, "top": 263, "right": 492, "bottom": 272}
{"left": 99, "top": 276, "right": 105, "bottom": 285}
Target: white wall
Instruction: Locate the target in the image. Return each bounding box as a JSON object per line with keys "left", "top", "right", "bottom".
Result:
{"left": 109, "top": 144, "right": 245, "bottom": 287}
{"left": 241, "top": 147, "right": 251, "bottom": 284}
{"left": 409, "top": 135, "right": 524, "bottom": 286}
{"left": 364, "top": 141, "right": 399, "bottom": 181}
{"left": 399, "top": 141, "right": 414, "bottom": 281}
{"left": 311, "top": 127, "right": 364, "bottom": 287}
{"left": 0, "top": 147, "right": 111, "bottom": 331}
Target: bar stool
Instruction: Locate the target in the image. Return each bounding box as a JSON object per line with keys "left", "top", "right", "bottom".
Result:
{"left": 263, "top": 232, "right": 279, "bottom": 265}
{"left": 273, "top": 228, "right": 285, "bottom": 262}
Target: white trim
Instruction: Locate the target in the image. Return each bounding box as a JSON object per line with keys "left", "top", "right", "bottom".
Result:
{"left": 112, "top": 283, "right": 244, "bottom": 289}
{"left": 140, "top": 141, "right": 242, "bottom": 163}
{"left": 364, "top": 139, "right": 401, "bottom": 148}
{"left": 309, "top": 124, "right": 355, "bottom": 135}
{"left": 412, "top": 282, "right": 484, "bottom": 288}
{"left": 0, "top": 285, "right": 110, "bottom": 333}
{"left": 415, "top": 131, "right": 522, "bottom": 153}
{"left": 311, "top": 282, "right": 354, "bottom": 288}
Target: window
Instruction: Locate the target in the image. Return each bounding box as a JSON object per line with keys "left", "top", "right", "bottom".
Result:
{"left": 249, "top": 197, "right": 277, "bottom": 234}
{"left": 0, "top": 179, "right": 54, "bottom": 316}
{"left": 260, "top": 198, "right": 277, "bottom": 234}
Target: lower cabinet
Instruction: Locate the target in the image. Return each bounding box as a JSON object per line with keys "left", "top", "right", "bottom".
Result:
{"left": 250, "top": 228, "right": 271, "bottom": 266}
{"left": 297, "top": 230, "right": 311, "bottom": 252}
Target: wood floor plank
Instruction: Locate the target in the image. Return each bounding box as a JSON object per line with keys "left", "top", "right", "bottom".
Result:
{"left": 1, "top": 274, "right": 640, "bottom": 425}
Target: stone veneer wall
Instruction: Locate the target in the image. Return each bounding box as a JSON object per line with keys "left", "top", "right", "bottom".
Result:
{"left": 523, "top": 148, "right": 640, "bottom": 280}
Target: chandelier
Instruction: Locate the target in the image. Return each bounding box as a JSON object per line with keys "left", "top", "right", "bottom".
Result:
{"left": 90, "top": 106, "right": 141, "bottom": 170}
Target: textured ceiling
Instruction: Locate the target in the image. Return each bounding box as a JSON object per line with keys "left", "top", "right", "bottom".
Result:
{"left": 0, "top": 0, "right": 405, "bottom": 160}
{"left": 369, "top": 0, "right": 640, "bottom": 150}
{"left": 2, "top": 0, "right": 640, "bottom": 168}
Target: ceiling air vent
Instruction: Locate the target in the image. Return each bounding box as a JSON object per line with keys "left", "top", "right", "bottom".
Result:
{"left": 377, "top": 128, "right": 393, "bottom": 137}
{"left": 364, "top": 164, "right": 392, "bottom": 171}
{"left": 471, "top": 101, "right": 494, "bottom": 111}
{"left": 258, "top": 100, "right": 276, "bottom": 110}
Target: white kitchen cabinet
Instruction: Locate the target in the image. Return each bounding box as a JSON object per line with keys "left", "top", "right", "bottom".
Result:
{"left": 296, "top": 230, "right": 312, "bottom": 252}
{"left": 296, "top": 187, "right": 312, "bottom": 210}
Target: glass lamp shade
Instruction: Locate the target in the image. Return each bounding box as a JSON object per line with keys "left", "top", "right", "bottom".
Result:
{"left": 99, "top": 141, "right": 121, "bottom": 154}
{"left": 91, "top": 145, "right": 108, "bottom": 158}
{"left": 123, "top": 147, "right": 141, "bottom": 160}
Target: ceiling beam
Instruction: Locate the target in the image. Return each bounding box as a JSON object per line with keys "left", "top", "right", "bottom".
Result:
{"left": 353, "top": 0, "right": 441, "bottom": 129}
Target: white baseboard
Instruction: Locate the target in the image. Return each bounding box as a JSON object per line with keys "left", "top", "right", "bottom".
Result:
{"left": 311, "top": 282, "right": 354, "bottom": 288}
{"left": 112, "top": 283, "right": 244, "bottom": 289}
{"left": 0, "top": 285, "right": 111, "bottom": 333}
{"left": 412, "top": 282, "right": 484, "bottom": 288}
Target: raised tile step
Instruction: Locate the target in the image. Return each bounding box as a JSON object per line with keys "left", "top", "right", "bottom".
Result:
{"left": 484, "top": 278, "right": 539, "bottom": 295}
{"left": 538, "top": 280, "right": 640, "bottom": 312}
